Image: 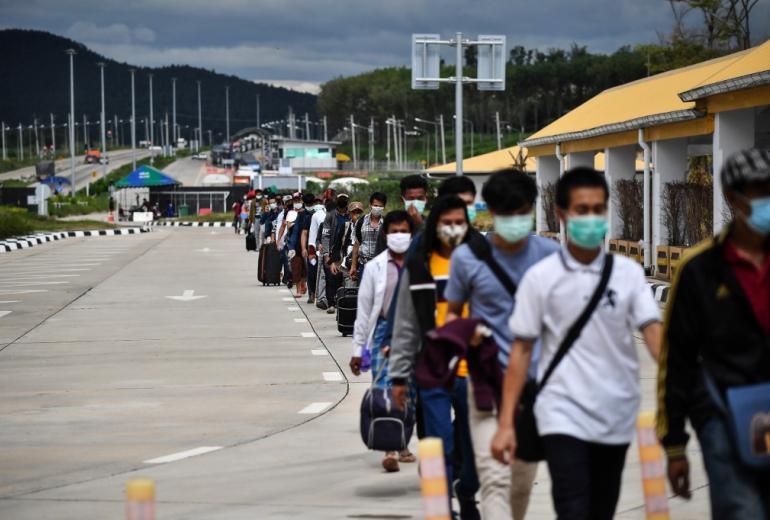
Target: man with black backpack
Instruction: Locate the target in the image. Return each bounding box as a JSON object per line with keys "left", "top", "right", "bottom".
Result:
{"left": 444, "top": 170, "right": 559, "bottom": 520}
{"left": 491, "top": 168, "right": 661, "bottom": 520}
{"left": 350, "top": 192, "right": 387, "bottom": 282}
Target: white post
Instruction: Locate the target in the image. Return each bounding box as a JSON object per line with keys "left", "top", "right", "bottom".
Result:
{"left": 172, "top": 77, "right": 177, "bottom": 145}
{"left": 652, "top": 138, "right": 688, "bottom": 250}
{"left": 305, "top": 113, "right": 310, "bottom": 141}
{"left": 454, "top": 32, "right": 463, "bottom": 176}
{"left": 439, "top": 114, "right": 446, "bottom": 164}
{"left": 66, "top": 49, "right": 76, "bottom": 190}
{"left": 496, "top": 111, "right": 502, "bottom": 150}
{"left": 197, "top": 80, "right": 202, "bottom": 153}
{"left": 130, "top": 69, "right": 136, "bottom": 171}
{"left": 225, "top": 86, "right": 230, "bottom": 143}
{"left": 639, "top": 129, "right": 652, "bottom": 268}
{"left": 18, "top": 123, "right": 24, "bottom": 161}
{"left": 604, "top": 145, "right": 637, "bottom": 239}
{"left": 1, "top": 122, "right": 5, "bottom": 160}
{"left": 323, "top": 116, "right": 328, "bottom": 142}
{"left": 98, "top": 62, "right": 107, "bottom": 183}
{"left": 50, "top": 113, "right": 55, "bottom": 153}
{"left": 33, "top": 118, "right": 39, "bottom": 157}
{"left": 386, "top": 118, "right": 391, "bottom": 170}
{"left": 149, "top": 74, "right": 154, "bottom": 145}
{"left": 713, "top": 108, "right": 755, "bottom": 234}
{"left": 369, "top": 117, "right": 374, "bottom": 170}
{"left": 350, "top": 114, "right": 357, "bottom": 170}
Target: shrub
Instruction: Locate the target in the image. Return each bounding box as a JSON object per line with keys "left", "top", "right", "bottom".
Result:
{"left": 0, "top": 206, "right": 33, "bottom": 239}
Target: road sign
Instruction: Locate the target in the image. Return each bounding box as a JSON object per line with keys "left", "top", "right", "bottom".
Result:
{"left": 411, "top": 34, "right": 441, "bottom": 90}
{"left": 477, "top": 35, "right": 506, "bottom": 91}
{"left": 91, "top": 171, "right": 98, "bottom": 178}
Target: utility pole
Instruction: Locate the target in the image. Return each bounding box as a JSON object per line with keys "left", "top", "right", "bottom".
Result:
{"left": 149, "top": 74, "right": 154, "bottom": 145}
{"left": 18, "top": 124, "right": 23, "bottom": 160}
{"left": 164, "top": 113, "right": 170, "bottom": 155}
{"left": 323, "top": 116, "right": 328, "bottom": 142}
{"left": 350, "top": 114, "right": 357, "bottom": 170}
{"left": 305, "top": 113, "right": 310, "bottom": 141}
{"left": 33, "top": 118, "right": 40, "bottom": 157}
{"left": 50, "top": 113, "right": 55, "bottom": 154}
{"left": 114, "top": 115, "right": 118, "bottom": 149}
{"left": 369, "top": 117, "right": 374, "bottom": 170}
{"left": 172, "top": 77, "right": 177, "bottom": 146}
{"left": 66, "top": 48, "right": 76, "bottom": 190}
{"left": 98, "top": 62, "right": 107, "bottom": 183}
{"left": 130, "top": 68, "right": 136, "bottom": 170}
{"left": 256, "top": 93, "right": 260, "bottom": 128}
{"left": 225, "top": 86, "right": 230, "bottom": 143}
{"left": 439, "top": 114, "right": 446, "bottom": 164}
{"left": 82, "top": 114, "right": 88, "bottom": 150}
{"left": 495, "top": 111, "right": 502, "bottom": 150}
{"left": 1, "top": 122, "right": 5, "bottom": 160}
{"left": 454, "top": 32, "right": 463, "bottom": 175}
{"left": 386, "top": 118, "right": 391, "bottom": 170}
{"left": 197, "top": 80, "right": 202, "bottom": 152}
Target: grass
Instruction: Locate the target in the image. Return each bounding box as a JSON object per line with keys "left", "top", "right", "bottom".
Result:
{"left": 0, "top": 206, "right": 115, "bottom": 240}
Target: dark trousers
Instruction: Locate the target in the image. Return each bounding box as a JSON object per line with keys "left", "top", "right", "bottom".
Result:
{"left": 543, "top": 434, "right": 629, "bottom": 520}
{"left": 324, "top": 263, "right": 342, "bottom": 305}
{"left": 697, "top": 416, "right": 770, "bottom": 519}
{"left": 307, "top": 258, "right": 318, "bottom": 296}
{"left": 280, "top": 248, "right": 291, "bottom": 283}
{"left": 420, "top": 378, "right": 479, "bottom": 501}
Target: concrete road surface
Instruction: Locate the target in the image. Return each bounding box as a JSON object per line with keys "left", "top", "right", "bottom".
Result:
{"left": 0, "top": 229, "right": 711, "bottom": 519}
{"left": 0, "top": 149, "right": 150, "bottom": 192}
{"left": 163, "top": 157, "right": 208, "bottom": 186}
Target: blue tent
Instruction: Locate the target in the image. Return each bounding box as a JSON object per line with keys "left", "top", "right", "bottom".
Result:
{"left": 115, "top": 165, "right": 180, "bottom": 188}
{"left": 40, "top": 176, "right": 71, "bottom": 185}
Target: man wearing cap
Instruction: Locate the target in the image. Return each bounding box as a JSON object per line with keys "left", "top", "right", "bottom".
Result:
{"left": 334, "top": 201, "right": 365, "bottom": 289}
{"left": 323, "top": 193, "right": 351, "bottom": 314}
{"left": 658, "top": 148, "right": 770, "bottom": 519}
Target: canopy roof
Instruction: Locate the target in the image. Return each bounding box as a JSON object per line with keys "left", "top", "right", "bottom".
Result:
{"left": 115, "top": 165, "right": 180, "bottom": 188}
{"left": 523, "top": 41, "right": 770, "bottom": 149}
{"left": 426, "top": 145, "right": 646, "bottom": 175}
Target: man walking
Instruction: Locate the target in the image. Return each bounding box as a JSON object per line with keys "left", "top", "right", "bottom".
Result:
{"left": 350, "top": 192, "right": 387, "bottom": 282}
{"left": 657, "top": 148, "right": 770, "bottom": 519}
{"left": 491, "top": 167, "right": 661, "bottom": 520}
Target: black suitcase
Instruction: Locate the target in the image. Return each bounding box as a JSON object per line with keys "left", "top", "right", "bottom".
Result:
{"left": 336, "top": 287, "right": 358, "bottom": 336}
{"left": 245, "top": 232, "right": 257, "bottom": 251}
{"left": 258, "top": 243, "right": 282, "bottom": 285}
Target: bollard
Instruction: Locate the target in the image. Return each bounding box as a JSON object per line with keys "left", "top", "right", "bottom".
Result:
{"left": 126, "top": 478, "right": 155, "bottom": 520}
{"left": 419, "top": 437, "right": 450, "bottom": 520}
{"left": 637, "top": 411, "right": 670, "bottom": 520}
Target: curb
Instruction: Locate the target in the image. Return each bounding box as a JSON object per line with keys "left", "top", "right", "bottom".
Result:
{"left": 648, "top": 282, "right": 671, "bottom": 305}
{"left": 0, "top": 227, "right": 151, "bottom": 254}
{"left": 151, "top": 221, "right": 233, "bottom": 228}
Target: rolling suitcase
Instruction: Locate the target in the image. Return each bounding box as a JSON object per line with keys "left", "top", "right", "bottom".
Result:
{"left": 258, "top": 244, "right": 282, "bottom": 285}
{"left": 245, "top": 232, "right": 257, "bottom": 252}
{"left": 336, "top": 287, "right": 358, "bottom": 337}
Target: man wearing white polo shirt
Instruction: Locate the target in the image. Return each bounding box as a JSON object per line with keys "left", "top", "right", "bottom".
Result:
{"left": 491, "top": 167, "right": 662, "bottom": 520}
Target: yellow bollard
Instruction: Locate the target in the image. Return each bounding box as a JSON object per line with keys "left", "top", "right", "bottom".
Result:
{"left": 419, "top": 437, "right": 450, "bottom": 520}
{"left": 126, "top": 478, "right": 155, "bottom": 520}
{"left": 637, "top": 411, "right": 670, "bottom": 520}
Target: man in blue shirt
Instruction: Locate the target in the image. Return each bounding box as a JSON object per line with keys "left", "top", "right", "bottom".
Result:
{"left": 444, "top": 170, "right": 559, "bottom": 520}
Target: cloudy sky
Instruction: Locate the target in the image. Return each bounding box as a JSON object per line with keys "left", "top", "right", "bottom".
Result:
{"left": 2, "top": 0, "right": 769, "bottom": 93}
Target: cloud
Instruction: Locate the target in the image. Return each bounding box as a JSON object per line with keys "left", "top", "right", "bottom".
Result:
{"left": 254, "top": 80, "right": 321, "bottom": 95}
{"left": 66, "top": 21, "right": 155, "bottom": 45}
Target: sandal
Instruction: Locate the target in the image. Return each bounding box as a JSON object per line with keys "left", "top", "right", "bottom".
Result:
{"left": 398, "top": 449, "right": 416, "bottom": 463}
{"left": 382, "top": 452, "right": 400, "bottom": 473}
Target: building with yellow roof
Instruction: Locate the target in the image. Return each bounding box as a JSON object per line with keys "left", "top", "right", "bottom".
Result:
{"left": 518, "top": 39, "right": 770, "bottom": 270}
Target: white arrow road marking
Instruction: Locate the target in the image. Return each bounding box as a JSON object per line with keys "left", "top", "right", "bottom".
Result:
{"left": 0, "top": 290, "right": 47, "bottom": 295}
{"left": 0, "top": 301, "right": 20, "bottom": 304}
{"left": 293, "top": 318, "right": 307, "bottom": 323}
{"left": 298, "top": 402, "right": 332, "bottom": 414}
{"left": 323, "top": 372, "right": 343, "bottom": 382}
{"left": 311, "top": 349, "right": 328, "bottom": 356}
{"left": 300, "top": 332, "right": 315, "bottom": 338}
{"left": 0, "top": 311, "right": 11, "bottom": 319}
{"left": 287, "top": 306, "right": 299, "bottom": 311}
{"left": 166, "top": 290, "right": 208, "bottom": 302}
{"left": 0, "top": 281, "right": 68, "bottom": 286}
{"left": 3, "top": 274, "right": 80, "bottom": 279}
{"left": 143, "top": 446, "right": 222, "bottom": 464}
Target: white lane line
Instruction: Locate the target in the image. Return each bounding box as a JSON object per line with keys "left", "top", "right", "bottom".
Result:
{"left": 323, "top": 372, "right": 343, "bottom": 382}
{"left": 0, "top": 311, "right": 11, "bottom": 319}
{"left": 300, "top": 332, "right": 316, "bottom": 338}
{"left": 0, "top": 301, "right": 20, "bottom": 304}
{"left": 287, "top": 306, "right": 299, "bottom": 311}
{"left": 1, "top": 274, "right": 80, "bottom": 279}
{"left": 0, "top": 281, "right": 69, "bottom": 286}
{"left": 281, "top": 297, "right": 295, "bottom": 301}
{"left": 311, "top": 349, "right": 328, "bottom": 356}
{"left": 298, "top": 402, "right": 332, "bottom": 414}
{"left": 0, "top": 289, "right": 47, "bottom": 295}
{"left": 143, "top": 446, "right": 222, "bottom": 464}
{"left": 0, "top": 268, "right": 91, "bottom": 273}
{"left": 293, "top": 318, "right": 307, "bottom": 323}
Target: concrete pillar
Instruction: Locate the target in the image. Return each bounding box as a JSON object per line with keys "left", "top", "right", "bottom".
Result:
{"left": 652, "top": 138, "right": 688, "bottom": 248}
{"left": 713, "top": 109, "right": 755, "bottom": 233}
{"left": 536, "top": 155, "right": 560, "bottom": 233}
{"left": 604, "top": 145, "right": 637, "bottom": 239}
{"left": 567, "top": 151, "right": 594, "bottom": 170}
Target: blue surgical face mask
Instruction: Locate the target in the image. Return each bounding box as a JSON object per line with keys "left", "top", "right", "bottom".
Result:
{"left": 567, "top": 215, "right": 609, "bottom": 250}
{"left": 743, "top": 196, "right": 770, "bottom": 235}
{"left": 466, "top": 205, "right": 477, "bottom": 222}
{"left": 404, "top": 198, "right": 426, "bottom": 213}
{"left": 493, "top": 214, "right": 533, "bottom": 243}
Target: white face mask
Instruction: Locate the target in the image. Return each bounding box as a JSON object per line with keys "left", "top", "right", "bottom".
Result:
{"left": 370, "top": 205, "right": 384, "bottom": 217}
{"left": 436, "top": 223, "right": 468, "bottom": 248}
{"left": 313, "top": 204, "right": 324, "bottom": 212}
{"left": 386, "top": 232, "right": 411, "bottom": 254}
{"left": 293, "top": 202, "right": 303, "bottom": 210}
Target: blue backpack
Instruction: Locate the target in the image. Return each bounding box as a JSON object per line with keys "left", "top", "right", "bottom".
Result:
{"left": 359, "top": 386, "right": 415, "bottom": 452}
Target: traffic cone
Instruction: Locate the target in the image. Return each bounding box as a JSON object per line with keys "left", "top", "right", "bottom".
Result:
{"left": 126, "top": 478, "right": 155, "bottom": 520}
{"left": 637, "top": 411, "right": 670, "bottom": 520}
{"left": 107, "top": 211, "right": 114, "bottom": 223}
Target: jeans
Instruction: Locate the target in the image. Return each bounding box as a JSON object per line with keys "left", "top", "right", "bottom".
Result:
{"left": 467, "top": 379, "right": 537, "bottom": 520}
{"left": 542, "top": 434, "right": 628, "bottom": 520}
{"left": 419, "top": 378, "right": 479, "bottom": 501}
{"left": 316, "top": 262, "right": 327, "bottom": 306}
{"left": 697, "top": 415, "right": 770, "bottom": 520}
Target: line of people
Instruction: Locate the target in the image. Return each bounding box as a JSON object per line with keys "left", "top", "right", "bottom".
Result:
{"left": 246, "top": 148, "right": 769, "bottom": 520}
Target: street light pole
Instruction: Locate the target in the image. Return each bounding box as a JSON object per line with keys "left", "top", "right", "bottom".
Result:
{"left": 454, "top": 32, "right": 464, "bottom": 176}
{"left": 197, "top": 80, "right": 202, "bottom": 152}
{"left": 1, "top": 122, "right": 5, "bottom": 160}
{"left": 256, "top": 93, "right": 260, "bottom": 128}
{"left": 130, "top": 68, "right": 136, "bottom": 170}
{"left": 66, "top": 48, "right": 76, "bottom": 191}
{"left": 350, "top": 114, "right": 356, "bottom": 170}
{"left": 18, "top": 124, "right": 23, "bottom": 161}
{"left": 149, "top": 74, "right": 154, "bottom": 146}
{"left": 50, "top": 113, "right": 55, "bottom": 154}
{"left": 98, "top": 62, "right": 107, "bottom": 183}
{"left": 495, "top": 111, "right": 502, "bottom": 150}
{"left": 172, "top": 77, "right": 177, "bottom": 146}
{"left": 439, "top": 114, "right": 446, "bottom": 164}
{"left": 305, "top": 113, "right": 310, "bottom": 142}
{"left": 225, "top": 86, "right": 230, "bottom": 143}
{"left": 323, "top": 116, "right": 328, "bottom": 142}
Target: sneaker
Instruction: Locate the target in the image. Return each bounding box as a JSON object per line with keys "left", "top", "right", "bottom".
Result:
{"left": 316, "top": 301, "right": 328, "bottom": 310}
{"left": 326, "top": 305, "right": 336, "bottom": 314}
{"left": 453, "top": 480, "right": 480, "bottom": 520}
{"left": 307, "top": 294, "right": 315, "bottom": 304}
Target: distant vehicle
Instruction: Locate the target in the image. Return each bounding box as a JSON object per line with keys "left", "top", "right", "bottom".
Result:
{"left": 240, "top": 153, "right": 261, "bottom": 173}
{"left": 192, "top": 152, "right": 209, "bottom": 160}
{"left": 84, "top": 150, "right": 104, "bottom": 164}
